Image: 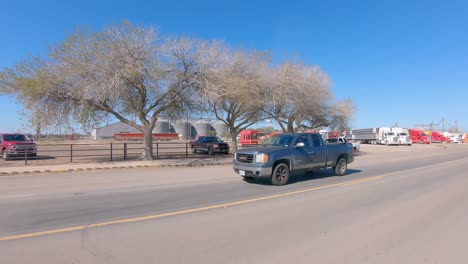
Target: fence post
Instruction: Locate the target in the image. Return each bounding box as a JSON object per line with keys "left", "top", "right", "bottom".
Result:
{"left": 185, "top": 142, "right": 188, "bottom": 158}
{"left": 124, "top": 143, "right": 127, "bottom": 160}
{"left": 110, "top": 142, "right": 113, "bottom": 162}
{"left": 24, "top": 149, "right": 28, "bottom": 166}
{"left": 70, "top": 144, "right": 73, "bottom": 163}
{"left": 156, "top": 143, "right": 159, "bottom": 160}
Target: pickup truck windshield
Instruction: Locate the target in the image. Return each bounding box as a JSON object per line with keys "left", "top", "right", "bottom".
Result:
{"left": 262, "top": 134, "right": 293, "bottom": 147}
{"left": 203, "top": 137, "right": 222, "bottom": 143}
{"left": 4, "top": 134, "right": 28, "bottom": 141}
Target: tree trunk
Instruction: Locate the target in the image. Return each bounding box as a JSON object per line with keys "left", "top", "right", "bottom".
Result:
{"left": 231, "top": 132, "right": 239, "bottom": 152}
{"left": 141, "top": 125, "right": 155, "bottom": 160}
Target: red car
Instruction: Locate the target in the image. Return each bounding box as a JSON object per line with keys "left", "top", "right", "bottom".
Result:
{"left": 0, "top": 133, "right": 37, "bottom": 160}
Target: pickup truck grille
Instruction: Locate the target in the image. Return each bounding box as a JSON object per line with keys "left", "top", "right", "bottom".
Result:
{"left": 236, "top": 153, "right": 254, "bottom": 163}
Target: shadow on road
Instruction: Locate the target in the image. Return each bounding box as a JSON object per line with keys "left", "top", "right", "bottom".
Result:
{"left": 243, "top": 168, "right": 363, "bottom": 186}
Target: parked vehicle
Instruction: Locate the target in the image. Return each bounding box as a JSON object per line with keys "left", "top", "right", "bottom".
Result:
{"left": 232, "top": 133, "right": 354, "bottom": 185}
{"left": 425, "top": 131, "right": 450, "bottom": 144}
{"left": 189, "top": 136, "right": 229, "bottom": 155}
{"left": 463, "top": 133, "right": 468, "bottom": 143}
{"left": 409, "top": 129, "right": 430, "bottom": 144}
{"left": 391, "top": 127, "right": 412, "bottom": 145}
{"left": 239, "top": 130, "right": 259, "bottom": 146}
{"left": 447, "top": 133, "right": 462, "bottom": 143}
{"left": 322, "top": 130, "right": 339, "bottom": 140}
{"left": 325, "top": 136, "right": 360, "bottom": 154}
{"left": 349, "top": 127, "right": 399, "bottom": 145}
{"left": 0, "top": 133, "right": 37, "bottom": 160}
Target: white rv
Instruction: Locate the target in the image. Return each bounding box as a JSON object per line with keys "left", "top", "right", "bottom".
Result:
{"left": 391, "top": 127, "right": 412, "bottom": 145}
{"left": 350, "top": 127, "right": 399, "bottom": 145}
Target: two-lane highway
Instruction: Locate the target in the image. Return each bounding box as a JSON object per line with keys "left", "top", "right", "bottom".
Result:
{"left": 1, "top": 144, "right": 468, "bottom": 263}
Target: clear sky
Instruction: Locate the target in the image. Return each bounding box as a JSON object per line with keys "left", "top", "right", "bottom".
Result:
{"left": 1, "top": 0, "right": 467, "bottom": 133}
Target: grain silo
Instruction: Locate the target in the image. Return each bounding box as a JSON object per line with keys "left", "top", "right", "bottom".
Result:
{"left": 171, "top": 120, "right": 191, "bottom": 140}
{"left": 153, "top": 119, "right": 170, "bottom": 133}
{"left": 212, "top": 120, "right": 228, "bottom": 138}
{"left": 191, "top": 120, "right": 211, "bottom": 137}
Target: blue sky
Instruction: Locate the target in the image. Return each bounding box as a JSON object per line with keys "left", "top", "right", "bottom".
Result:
{"left": 1, "top": 0, "right": 467, "bottom": 133}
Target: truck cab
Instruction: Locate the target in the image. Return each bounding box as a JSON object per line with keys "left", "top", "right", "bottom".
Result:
{"left": 409, "top": 129, "right": 430, "bottom": 144}
{"left": 239, "top": 130, "right": 259, "bottom": 146}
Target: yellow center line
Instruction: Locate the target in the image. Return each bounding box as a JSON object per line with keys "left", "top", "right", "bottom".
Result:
{"left": 3, "top": 157, "right": 467, "bottom": 242}
{"left": 0, "top": 176, "right": 383, "bottom": 242}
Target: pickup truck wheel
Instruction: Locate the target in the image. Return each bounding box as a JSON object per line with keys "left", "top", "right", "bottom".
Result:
{"left": 333, "top": 158, "right": 347, "bottom": 176}
{"left": 191, "top": 146, "right": 196, "bottom": 153}
{"left": 352, "top": 147, "right": 357, "bottom": 155}
{"left": 2, "top": 150, "right": 8, "bottom": 161}
{"left": 271, "top": 163, "right": 289, "bottom": 186}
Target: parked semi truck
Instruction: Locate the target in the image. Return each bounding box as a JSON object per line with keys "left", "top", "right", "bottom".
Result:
{"left": 409, "top": 129, "right": 430, "bottom": 144}
{"left": 349, "top": 127, "right": 399, "bottom": 145}
{"left": 391, "top": 127, "right": 412, "bottom": 145}
{"left": 424, "top": 131, "right": 450, "bottom": 144}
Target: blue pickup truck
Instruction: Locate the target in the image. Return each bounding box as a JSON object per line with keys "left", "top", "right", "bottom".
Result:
{"left": 233, "top": 133, "right": 354, "bottom": 185}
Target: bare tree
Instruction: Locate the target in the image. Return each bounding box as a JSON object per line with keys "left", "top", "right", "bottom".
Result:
{"left": 200, "top": 49, "right": 269, "bottom": 150}
{"left": 263, "top": 62, "right": 332, "bottom": 132}
{"left": 0, "top": 22, "right": 216, "bottom": 160}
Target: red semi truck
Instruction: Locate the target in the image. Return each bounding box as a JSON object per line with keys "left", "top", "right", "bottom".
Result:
{"left": 426, "top": 131, "right": 450, "bottom": 144}
{"left": 409, "top": 129, "right": 430, "bottom": 144}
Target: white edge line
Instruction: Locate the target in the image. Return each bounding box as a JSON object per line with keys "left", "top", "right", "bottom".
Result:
{"left": 0, "top": 194, "right": 36, "bottom": 199}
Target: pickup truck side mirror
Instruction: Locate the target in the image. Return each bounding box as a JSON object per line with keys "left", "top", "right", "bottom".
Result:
{"left": 295, "top": 142, "right": 305, "bottom": 148}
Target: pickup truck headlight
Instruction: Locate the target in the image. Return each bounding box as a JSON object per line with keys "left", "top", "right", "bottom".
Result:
{"left": 255, "top": 153, "right": 268, "bottom": 163}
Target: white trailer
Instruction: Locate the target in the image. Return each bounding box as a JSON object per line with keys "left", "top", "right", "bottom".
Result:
{"left": 350, "top": 127, "right": 399, "bottom": 145}
{"left": 391, "top": 127, "right": 412, "bottom": 145}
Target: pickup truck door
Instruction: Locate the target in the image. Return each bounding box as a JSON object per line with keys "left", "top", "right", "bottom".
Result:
{"left": 291, "top": 134, "right": 315, "bottom": 170}
{"left": 309, "top": 134, "right": 327, "bottom": 168}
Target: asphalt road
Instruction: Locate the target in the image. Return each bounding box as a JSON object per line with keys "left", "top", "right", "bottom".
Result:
{"left": 1, "top": 144, "right": 468, "bottom": 263}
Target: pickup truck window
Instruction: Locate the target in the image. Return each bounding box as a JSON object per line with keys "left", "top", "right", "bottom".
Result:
{"left": 311, "top": 134, "right": 322, "bottom": 147}
{"left": 4, "top": 134, "right": 28, "bottom": 141}
{"left": 295, "top": 134, "right": 311, "bottom": 147}
{"left": 262, "top": 134, "right": 293, "bottom": 147}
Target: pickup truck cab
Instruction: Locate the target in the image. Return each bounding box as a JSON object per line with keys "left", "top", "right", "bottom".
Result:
{"left": 0, "top": 133, "right": 37, "bottom": 160}
{"left": 189, "top": 136, "right": 229, "bottom": 155}
{"left": 233, "top": 133, "right": 354, "bottom": 185}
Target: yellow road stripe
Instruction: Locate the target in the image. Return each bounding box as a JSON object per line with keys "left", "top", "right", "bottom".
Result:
{"left": 0, "top": 176, "right": 382, "bottom": 242}
{"left": 3, "top": 158, "right": 467, "bottom": 242}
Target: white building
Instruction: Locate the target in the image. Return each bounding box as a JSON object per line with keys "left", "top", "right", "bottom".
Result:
{"left": 91, "top": 122, "right": 139, "bottom": 140}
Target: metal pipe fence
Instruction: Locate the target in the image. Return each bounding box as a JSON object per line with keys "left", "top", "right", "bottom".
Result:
{"left": 1, "top": 142, "right": 240, "bottom": 166}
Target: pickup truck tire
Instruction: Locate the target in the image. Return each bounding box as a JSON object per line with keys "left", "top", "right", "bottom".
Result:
{"left": 333, "top": 157, "right": 347, "bottom": 176}
{"left": 271, "top": 163, "right": 289, "bottom": 186}
{"left": 191, "top": 146, "right": 197, "bottom": 153}
{"left": 2, "top": 150, "right": 8, "bottom": 161}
